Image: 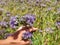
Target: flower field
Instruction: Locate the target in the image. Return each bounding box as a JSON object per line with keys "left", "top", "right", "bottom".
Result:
{"left": 0, "top": 0, "right": 60, "bottom": 45}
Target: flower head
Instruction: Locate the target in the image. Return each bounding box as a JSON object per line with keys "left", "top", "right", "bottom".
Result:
{"left": 0, "top": 21, "right": 8, "bottom": 28}
{"left": 45, "top": 27, "right": 53, "bottom": 33}
{"left": 22, "top": 31, "right": 32, "bottom": 40}
{"left": 20, "top": 14, "right": 36, "bottom": 26}
{"left": 56, "top": 21, "right": 60, "bottom": 29}
{"left": 56, "top": 21, "right": 60, "bottom": 26}
{"left": 9, "top": 16, "right": 18, "bottom": 29}
{"left": 6, "top": 12, "right": 11, "bottom": 17}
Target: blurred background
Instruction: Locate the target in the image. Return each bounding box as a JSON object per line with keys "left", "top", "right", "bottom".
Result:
{"left": 0, "top": 0, "right": 60, "bottom": 45}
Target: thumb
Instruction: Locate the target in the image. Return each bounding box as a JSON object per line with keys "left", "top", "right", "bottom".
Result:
{"left": 29, "top": 27, "right": 38, "bottom": 32}
{"left": 17, "top": 26, "right": 23, "bottom": 31}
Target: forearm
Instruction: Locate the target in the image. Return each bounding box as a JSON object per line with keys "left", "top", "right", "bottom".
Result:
{"left": 0, "top": 40, "right": 30, "bottom": 45}
{"left": 0, "top": 40, "right": 20, "bottom": 45}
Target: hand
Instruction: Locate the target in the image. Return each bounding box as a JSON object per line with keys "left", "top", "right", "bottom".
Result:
{"left": 0, "top": 26, "right": 38, "bottom": 45}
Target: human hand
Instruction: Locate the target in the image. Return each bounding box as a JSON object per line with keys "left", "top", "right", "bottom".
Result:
{"left": 0, "top": 26, "right": 38, "bottom": 45}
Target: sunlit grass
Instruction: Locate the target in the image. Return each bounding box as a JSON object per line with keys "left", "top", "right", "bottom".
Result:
{"left": 0, "top": 0, "right": 60, "bottom": 45}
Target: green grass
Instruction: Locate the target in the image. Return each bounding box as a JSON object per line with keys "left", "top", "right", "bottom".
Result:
{"left": 0, "top": 0, "right": 60, "bottom": 45}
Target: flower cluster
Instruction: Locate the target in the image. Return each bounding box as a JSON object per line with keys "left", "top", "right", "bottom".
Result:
{"left": 0, "top": 13, "right": 36, "bottom": 39}
{"left": 22, "top": 31, "right": 32, "bottom": 41}
{"left": 9, "top": 16, "right": 19, "bottom": 29}
{"left": 20, "top": 14, "right": 36, "bottom": 26}
{"left": 0, "top": 21, "right": 8, "bottom": 28}
{"left": 56, "top": 21, "right": 60, "bottom": 29}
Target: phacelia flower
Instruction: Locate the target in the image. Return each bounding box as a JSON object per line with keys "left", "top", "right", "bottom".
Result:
{"left": 38, "top": 29, "right": 43, "bottom": 32}
{"left": 45, "top": 27, "right": 53, "bottom": 33}
{"left": 0, "top": 21, "right": 8, "bottom": 28}
{"left": 20, "top": 14, "right": 36, "bottom": 26}
{"left": 22, "top": 31, "right": 32, "bottom": 40}
{"left": 9, "top": 16, "right": 18, "bottom": 29}
{"left": 6, "top": 12, "right": 11, "bottom": 17}
{"left": 56, "top": 21, "right": 60, "bottom": 29}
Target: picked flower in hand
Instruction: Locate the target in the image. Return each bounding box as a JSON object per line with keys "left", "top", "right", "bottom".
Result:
{"left": 22, "top": 31, "right": 32, "bottom": 41}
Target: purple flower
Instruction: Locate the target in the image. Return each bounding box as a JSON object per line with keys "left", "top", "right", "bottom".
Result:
{"left": 0, "top": 8, "right": 4, "bottom": 11}
{"left": 56, "top": 21, "right": 60, "bottom": 25}
{"left": 0, "top": 21, "right": 8, "bottom": 28}
{"left": 56, "top": 21, "right": 60, "bottom": 28}
{"left": 38, "top": 29, "right": 43, "bottom": 32}
{"left": 10, "top": 16, "right": 17, "bottom": 21}
{"left": 47, "top": 7, "right": 52, "bottom": 11}
{"left": 22, "top": 31, "right": 32, "bottom": 40}
{"left": 9, "top": 21, "right": 18, "bottom": 29}
{"left": 9, "top": 16, "right": 18, "bottom": 29}
{"left": 20, "top": 14, "right": 36, "bottom": 26}
{"left": 45, "top": 27, "right": 53, "bottom": 33}
{"left": 6, "top": 12, "right": 11, "bottom": 17}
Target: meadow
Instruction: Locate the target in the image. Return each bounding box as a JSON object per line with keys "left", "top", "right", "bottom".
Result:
{"left": 0, "top": 0, "right": 60, "bottom": 45}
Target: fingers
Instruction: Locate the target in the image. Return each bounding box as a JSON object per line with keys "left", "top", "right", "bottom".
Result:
{"left": 17, "top": 26, "right": 24, "bottom": 31}
{"left": 0, "top": 40, "right": 30, "bottom": 45}
{"left": 10, "top": 40, "right": 30, "bottom": 45}
{"left": 17, "top": 26, "right": 38, "bottom": 32}
{"left": 20, "top": 40, "right": 30, "bottom": 45}
{"left": 17, "top": 30, "right": 26, "bottom": 40}
{"left": 29, "top": 27, "right": 38, "bottom": 32}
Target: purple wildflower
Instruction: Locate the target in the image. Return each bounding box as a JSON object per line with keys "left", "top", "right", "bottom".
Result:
{"left": 20, "top": 14, "right": 36, "bottom": 26}
{"left": 56, "top": 21, "right": 60, "bottom": 25}
{"left": 6, "top": 12, "right": 11, "bottom": 17}
{"left": 38, "top": 29, "right": 43, "bottom": 32}
{"left": 0, "top": 1, "right": 6, "bottom": 5}
{"left": 9, "top": 16, "right": 18, "bottom": 29}
{"left": 45, "top": 27, "right": 53, "bottom": 33}
{"left": 10, "top": 16, "right": 17, "bottom": 21}
{"left": 47, "top": 7, "right": 52, "bottom": 11}
{"left": 35, "top": 0, "right": 40, "bottom": 6}
{"left": 9, "top": 21, "right": 18, "bottom": 29}
{"left": 0, "top": 21, "right": 8, "bottom": 28}
{"left": 56, "top": 21, "right": 60, "bottom": 28}
{"left": 22, "top": 31, "right": 32, "bottom": 40}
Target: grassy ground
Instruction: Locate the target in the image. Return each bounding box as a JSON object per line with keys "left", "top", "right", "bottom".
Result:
{"left": 0, "top": 0, "right": 60, "bottom": 45}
